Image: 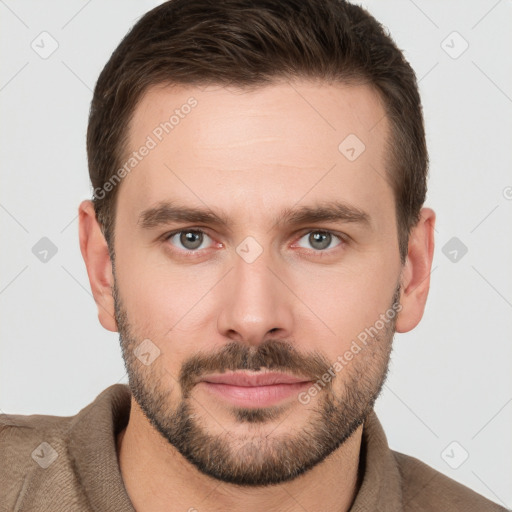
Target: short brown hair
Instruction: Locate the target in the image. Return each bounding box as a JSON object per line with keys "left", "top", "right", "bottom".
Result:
{"left": 87, "top": 0, "right": 428, "bottom": 264}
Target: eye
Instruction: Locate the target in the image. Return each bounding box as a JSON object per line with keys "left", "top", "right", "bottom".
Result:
{"left": 162, "top": 228, "right": 346, "bottom": 256}
{"left": 165, "top": 229, "right": 214, "bottom": 252}
{"left": 295, "top": 230, "right": 345, "bottom": 252}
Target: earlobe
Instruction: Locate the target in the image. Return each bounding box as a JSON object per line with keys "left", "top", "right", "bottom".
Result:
{"left": 395, "top": 207, "right": 436, "bottom": 333}
{"left": 78, "top": 200, "right": 118, "bottom": 332}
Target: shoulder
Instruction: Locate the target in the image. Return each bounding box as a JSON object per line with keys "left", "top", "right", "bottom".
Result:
{"left": 0, "top": 383, "right": 131, "bottom": 511}
{"left": 0, "top": 409, "right": 74, "bottom": 454}
{"left": 0, "top": 410, "right": 74, "bottom": 459}
{"left": 392, "top": 450, "right": 509, "bottom": 511}
{"left": 0, "top": 411, "right": 81, "bottom": 509}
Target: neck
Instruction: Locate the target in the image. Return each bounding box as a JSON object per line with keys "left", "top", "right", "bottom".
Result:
{"left": 117, "top": 398, "right": 364, "bottom": 512}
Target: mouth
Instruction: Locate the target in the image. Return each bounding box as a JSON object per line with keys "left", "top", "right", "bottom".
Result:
{"left": 197, "top": 370, "right": 313, "bottom": 408}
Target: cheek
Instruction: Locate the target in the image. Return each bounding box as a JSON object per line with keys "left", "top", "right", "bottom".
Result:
{"left": 287, "top": 257, "right": 398, "bottom": 357}
{"left": 115, "top": 248, "right": 222, "bottom": 342}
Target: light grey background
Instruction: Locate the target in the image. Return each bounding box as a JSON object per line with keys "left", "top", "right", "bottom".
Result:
{"left": 1, "top": 0, "right": 511, "bottom": 507}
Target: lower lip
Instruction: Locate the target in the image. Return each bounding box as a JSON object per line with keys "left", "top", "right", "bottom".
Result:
{"left": 198, "top": 381, "right": 312, "bottom": 408}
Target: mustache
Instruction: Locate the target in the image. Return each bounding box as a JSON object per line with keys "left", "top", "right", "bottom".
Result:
{"left": 179, "top": 339, "right": 332, "bottom": 397}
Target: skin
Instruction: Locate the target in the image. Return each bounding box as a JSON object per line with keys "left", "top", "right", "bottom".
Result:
{"left": 78, "top": 80, "right": 435, "bottom": 512}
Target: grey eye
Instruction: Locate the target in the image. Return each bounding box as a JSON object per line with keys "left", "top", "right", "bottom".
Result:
{"left": 169, "top": 230, "right": 211, "bottom": 251}
{"left": 296, "top": 231, "right": 342, "bottom": 251}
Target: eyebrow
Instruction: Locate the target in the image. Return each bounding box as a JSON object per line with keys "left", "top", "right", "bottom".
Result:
{"left": 137, "top": 200, "right": 371, "bottom": 231}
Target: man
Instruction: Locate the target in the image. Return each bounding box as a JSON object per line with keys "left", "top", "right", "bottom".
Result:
{"left": 0, "top": 0, "right": 506, "bottom": 510}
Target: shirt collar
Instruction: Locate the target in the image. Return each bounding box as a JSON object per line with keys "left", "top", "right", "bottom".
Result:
{"left": 350, "top": 409, "right": 404, "bottom": 511}
{"left": 68, "top": 383, "right": 135, "bottom": 512}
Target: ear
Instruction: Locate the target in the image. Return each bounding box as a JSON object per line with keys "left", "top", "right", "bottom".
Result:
{"left": 395, "top": 207, "right": 436, "bottom": 333}
{"left": 78, "top": 199, "right": 118, "bottom": 332}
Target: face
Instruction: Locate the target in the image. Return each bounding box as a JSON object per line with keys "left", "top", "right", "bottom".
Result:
{"left": 111, "top": 81, "right": 404, "bottom": 486}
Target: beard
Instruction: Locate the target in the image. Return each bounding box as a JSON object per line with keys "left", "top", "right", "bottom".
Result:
{"left": 113, "top": 273, "right": 399, "bottom": 487}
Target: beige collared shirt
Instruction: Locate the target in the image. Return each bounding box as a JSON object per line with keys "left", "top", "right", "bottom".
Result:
{"left": 1, "top": 384, "right": 506, "bottom": 511}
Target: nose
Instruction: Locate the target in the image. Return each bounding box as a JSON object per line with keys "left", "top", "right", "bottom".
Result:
{"left": 216, "top": 244, "right": 294, "bottom": 347}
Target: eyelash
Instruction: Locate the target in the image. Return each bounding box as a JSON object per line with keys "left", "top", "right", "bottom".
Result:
{"left": 162, "top": 228, "right": 348, "bottom": 258}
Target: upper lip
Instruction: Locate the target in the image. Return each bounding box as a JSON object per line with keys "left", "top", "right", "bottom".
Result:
{"left": 201, "top": 371, "right": 312, "bottom": 387}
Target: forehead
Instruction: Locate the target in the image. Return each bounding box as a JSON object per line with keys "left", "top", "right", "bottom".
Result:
{"left": 117, "top": 80, "right": 393, "bottom": 230}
